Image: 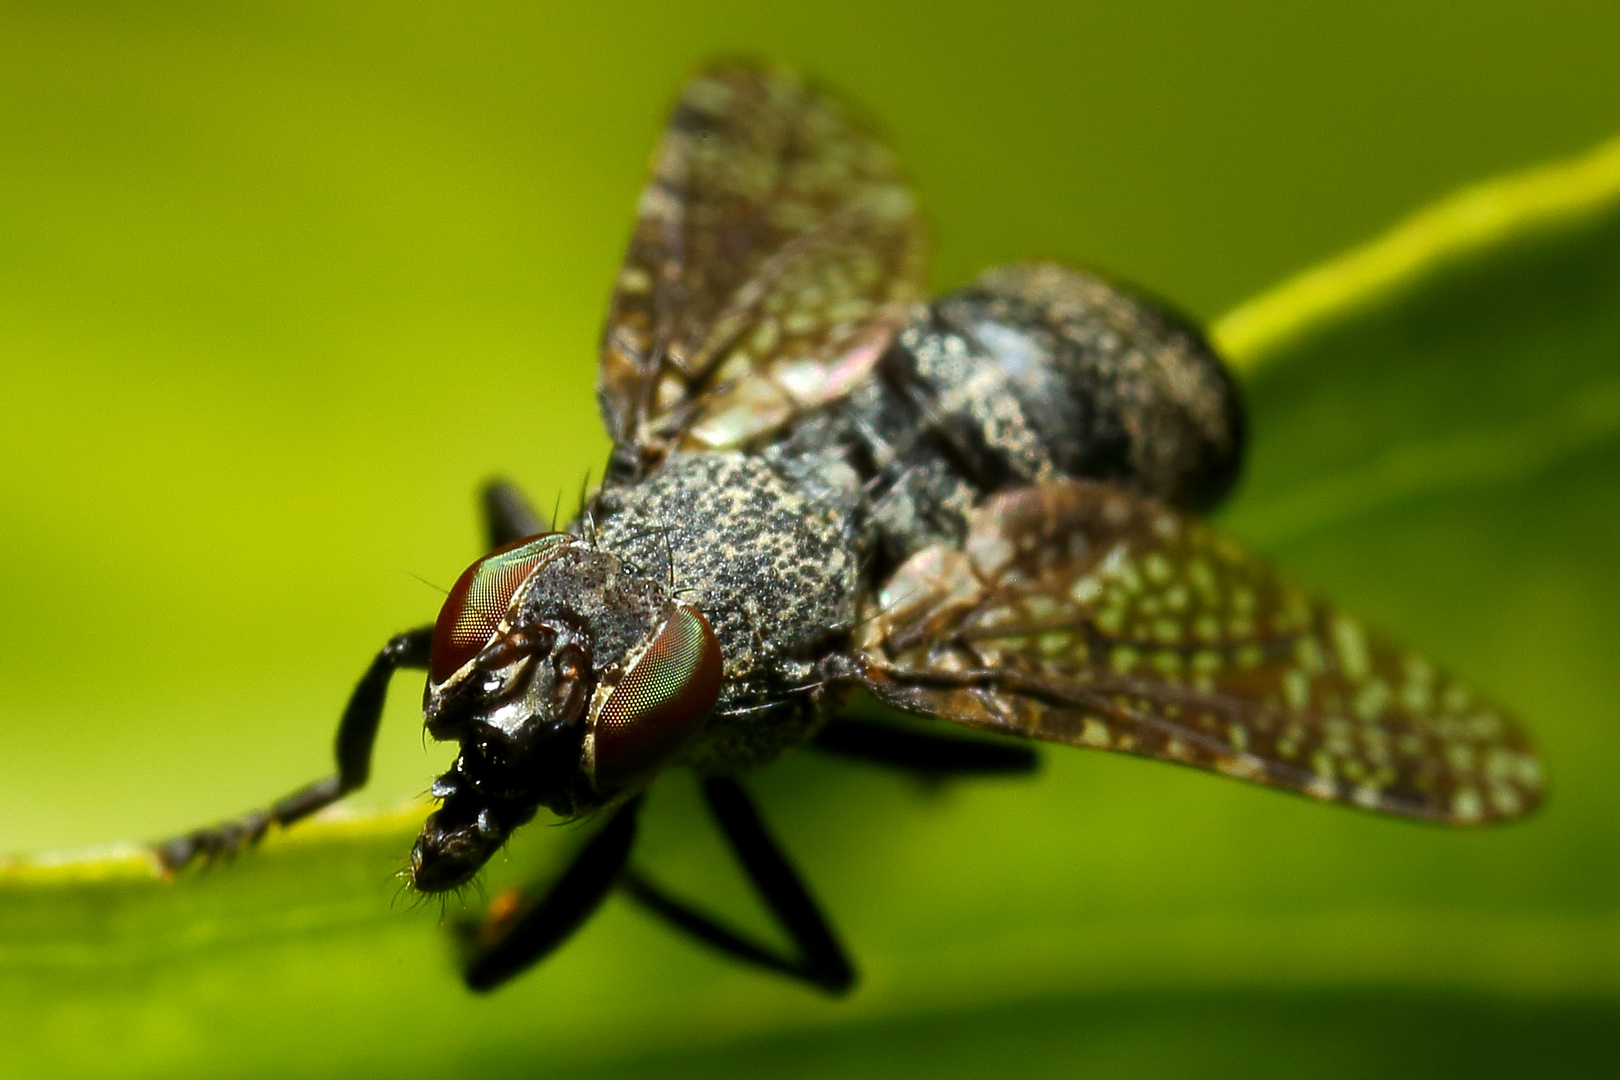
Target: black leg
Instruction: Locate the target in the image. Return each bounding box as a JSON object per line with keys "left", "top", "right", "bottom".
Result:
{"left": 620, "top": 776, "right": 856, "bottom": 995}
{"left": 482, "top": 478, "right": 545, "bottom": 549}
{"left": 459, "top": 797, "right": 642, "bottom": 992}
{"left": 153, "top": 626, "right": 435, "bottom": 873}
{"left": 812, "top": 716, "right": 1039, "bottom": 776}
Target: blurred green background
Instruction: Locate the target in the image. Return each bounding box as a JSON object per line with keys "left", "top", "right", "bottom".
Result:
{"left": 3, "top": 2, "right": 1620, "bottom": 1077}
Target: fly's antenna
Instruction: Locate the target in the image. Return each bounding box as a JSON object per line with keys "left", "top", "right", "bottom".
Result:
{"left": 550, "top": 488, "right": 565, "bottom": 532}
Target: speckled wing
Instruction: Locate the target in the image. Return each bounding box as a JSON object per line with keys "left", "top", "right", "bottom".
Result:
{"left": 846, "top": 480, "right": 1542, "bottom": 824}
{"left": 598, "top": 64, "right": 927, "bottom": 476}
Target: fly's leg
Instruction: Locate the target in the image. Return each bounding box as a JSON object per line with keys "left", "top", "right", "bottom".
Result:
{"left": 458, "top": 797, "right": 643, "bottom": 992}
{"left": 482, "top": 478, "right": 545, "bottom": 549}
{"left": 812, "top": 716, "right": 1039, "bottom": 777}
{"left": 153, "top": 626, "right": 435, "bottom": 873}
{"left": 620, "top": 776, "right": 856, "bottom": 995}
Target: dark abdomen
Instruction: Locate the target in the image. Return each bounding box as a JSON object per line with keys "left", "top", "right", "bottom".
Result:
{"left": 813, "top": 262, "right": 1245, "bottom": 567}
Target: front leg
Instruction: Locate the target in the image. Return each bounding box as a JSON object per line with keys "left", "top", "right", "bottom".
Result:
{"left": 620, "top": 776, "right": 856, "bottom": 995}
{"left": 153, "top": 626, "right": 434, "bottom": 873}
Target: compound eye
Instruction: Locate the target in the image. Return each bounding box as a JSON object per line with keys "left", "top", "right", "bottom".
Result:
{"left": 594, "top": 606, "right": 723, "bottom": 790}
{"left": 429, "top": 534, "right": 568, "bottom": 684}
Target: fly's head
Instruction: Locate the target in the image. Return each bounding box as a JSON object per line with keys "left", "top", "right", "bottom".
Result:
{"left": 409, "top": 533, "right": 723, "bottom": 893}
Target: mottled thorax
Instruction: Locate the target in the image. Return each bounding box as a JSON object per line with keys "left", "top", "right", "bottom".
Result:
{"left": 592, "top": 451, "right": 861, "bottom": 770}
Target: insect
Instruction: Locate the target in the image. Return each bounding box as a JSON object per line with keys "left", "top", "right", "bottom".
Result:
{"left": 155, "top": 63, "right": 1543, "bottom": 995}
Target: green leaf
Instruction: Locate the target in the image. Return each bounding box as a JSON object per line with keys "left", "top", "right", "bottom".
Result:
{"left": 8, "top": 108, "right": 1620, "bottom": 1080}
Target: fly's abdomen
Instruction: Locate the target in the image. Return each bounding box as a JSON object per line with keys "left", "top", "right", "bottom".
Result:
{"left": 838, "top": 262, "right": 1245, "bottom": 565}
{"left": 935, "top": 264, "right": 1244, "bottom": 511}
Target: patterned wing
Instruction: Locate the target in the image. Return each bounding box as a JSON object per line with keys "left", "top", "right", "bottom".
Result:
{"left": 599, "top": 64, "right": 927, "bottom": 476}
{"left": 847, "top": 480, "right": 1542, "bottom": 823}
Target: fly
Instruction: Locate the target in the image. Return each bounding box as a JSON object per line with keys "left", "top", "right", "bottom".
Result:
{"left": 155, "top": 63, "right": 1543, "bottom": 995}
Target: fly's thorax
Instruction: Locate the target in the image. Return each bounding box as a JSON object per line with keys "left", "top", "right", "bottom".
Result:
{"left": 594, "top": 452, "right": 859, "bottom": 678}
{"left": 410, "top": 532, "right": 723, "bottom": 892}
{"left": 590, "top": 451, "right": 863, "bottom": 773}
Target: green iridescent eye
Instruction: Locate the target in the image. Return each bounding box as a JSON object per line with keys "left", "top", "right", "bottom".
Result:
{"left": 429, "top": 534, "right": 568, "bottom": 683}
{"left": 593, "top": 605, "right": 723, "bottom": 789}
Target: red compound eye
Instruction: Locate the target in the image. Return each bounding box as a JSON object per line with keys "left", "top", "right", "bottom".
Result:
{"left": 429, "top": 534, "right": 568, "bottom": 683}
{"left": 594, "top": 605, "right": 723, "bottom": 790}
